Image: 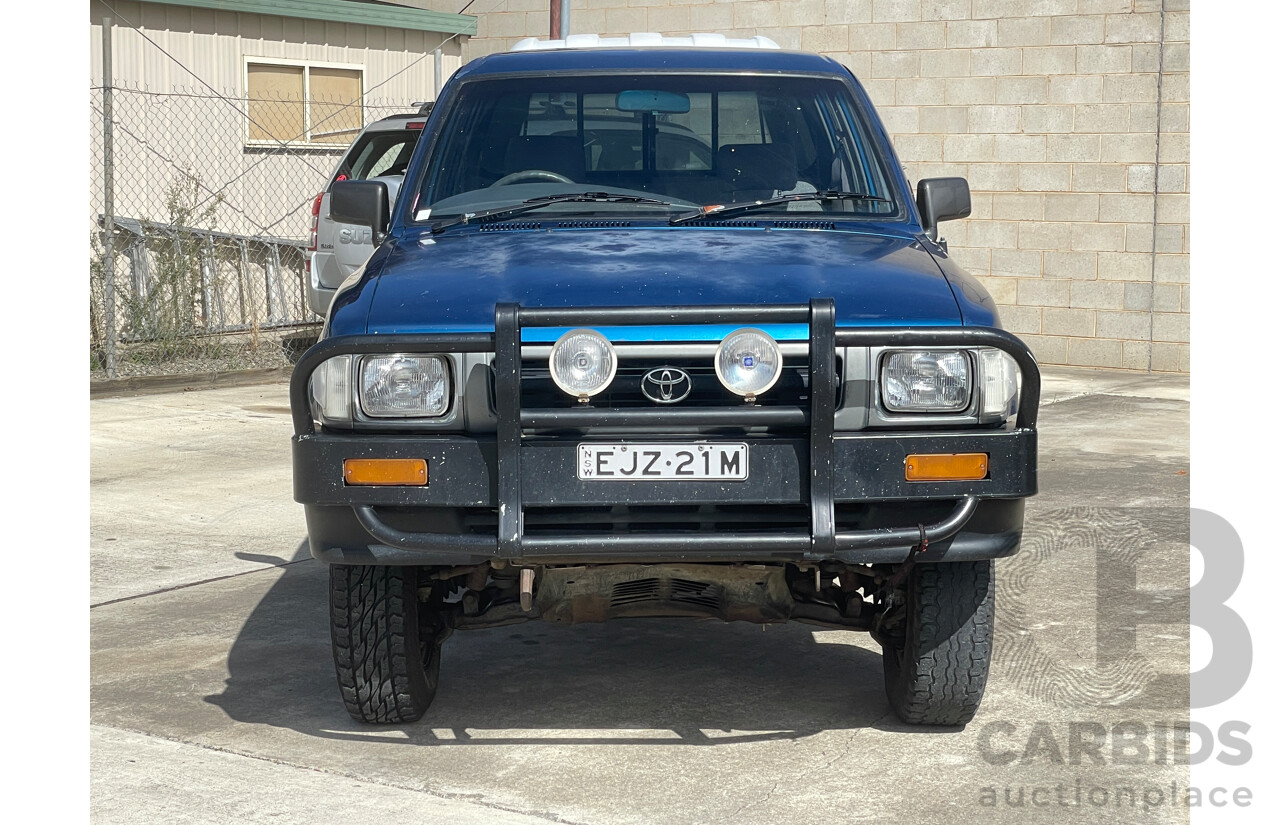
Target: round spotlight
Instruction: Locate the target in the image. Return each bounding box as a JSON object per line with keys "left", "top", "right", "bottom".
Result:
{"left": 715, "top": 327, "right": 782, "bottom": 398}
{"left": 549, "top": 328, "right": 617, "bottom": 399}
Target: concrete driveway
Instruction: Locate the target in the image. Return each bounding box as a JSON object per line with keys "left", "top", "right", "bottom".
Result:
{"left": 91, "top": 367, "right": 1190, "bottom": 824}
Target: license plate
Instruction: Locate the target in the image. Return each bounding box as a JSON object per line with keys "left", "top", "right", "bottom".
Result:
{"left": 577, "top": 443, "right": 748, "bottom": 481}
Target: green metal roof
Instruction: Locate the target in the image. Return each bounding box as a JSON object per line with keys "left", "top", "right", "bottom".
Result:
{"left": 140, "top": 0, "right": 477, "bottom": 36}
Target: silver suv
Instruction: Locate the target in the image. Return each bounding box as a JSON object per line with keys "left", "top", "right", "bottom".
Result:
{"left": 306, "top": 103, "right": 433, "bottom": 317}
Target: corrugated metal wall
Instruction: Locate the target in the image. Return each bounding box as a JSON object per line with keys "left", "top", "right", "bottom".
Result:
{"left": 89, "top": 1, "right": 465, "bottom": 241}
{"left": 89, "top": 1, "right": 463, "bottom": 100}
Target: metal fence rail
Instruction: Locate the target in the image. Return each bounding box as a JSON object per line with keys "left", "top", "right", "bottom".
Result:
{"left": 90, "top": 77, "right": 424, "bottom": 381}
{"left": 100, "top": 217, "right": 311, "bottom": 335}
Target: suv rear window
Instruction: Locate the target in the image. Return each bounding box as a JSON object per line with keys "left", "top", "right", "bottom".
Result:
{"left": 339, "top": 128, "right": 420, "bottom": 182}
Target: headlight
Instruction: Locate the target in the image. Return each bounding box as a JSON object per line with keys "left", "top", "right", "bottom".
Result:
{"left": 310, "top": 355, "right": 352, "bottom": 423}
{"left": 359, "top": 354, "right": 450, "bottom": 417}
{"left": 881, "top": 350, "right": 971, "bottom": 412}
{"left": 978, "top": 348, "right": 1019, "bottom": 420}
{"left": 549, "top": 329, "right": 617, "bottom": 399}
{"left": 715, "top": 328, "right": 782, "bottom": 398}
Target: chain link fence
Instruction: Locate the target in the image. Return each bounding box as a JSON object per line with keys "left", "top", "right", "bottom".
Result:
{"left": 90, "top": 82, "right": 423, "bottom": 382}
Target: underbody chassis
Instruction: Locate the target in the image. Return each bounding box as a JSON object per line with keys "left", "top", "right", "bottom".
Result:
{"left": 291, "top": 301, "right": 1040, "bottom": 724}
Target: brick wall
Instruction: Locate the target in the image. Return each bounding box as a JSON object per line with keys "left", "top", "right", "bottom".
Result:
{"left": 441, "top": 0, "right": 1190, "bottom": 372}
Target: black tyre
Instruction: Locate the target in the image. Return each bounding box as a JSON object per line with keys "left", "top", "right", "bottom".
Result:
{"left": 880, "top": 560, "right": 994, "bottom": 726}
{"left": 329, "top": 565, "right": 447, "bottom": 724}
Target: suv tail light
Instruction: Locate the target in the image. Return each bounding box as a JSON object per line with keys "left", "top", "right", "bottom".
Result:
{"left": 305, "top": 192, "right": 324, "bottom": 277}
{"left": 307, "top": 192, "right": 324, "bottom": 250}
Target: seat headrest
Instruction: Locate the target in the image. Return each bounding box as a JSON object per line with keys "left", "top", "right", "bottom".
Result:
{"left": 716, "top": 143, "right": 798, "bottom": 192}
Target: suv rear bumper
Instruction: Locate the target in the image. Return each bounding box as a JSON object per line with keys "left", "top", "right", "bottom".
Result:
{"left": 291, "top": 301, "right": 1040, "bottom": 567}
{"left": 307, "top": 281, "right": 335, "bottom": 319}
{"left": 307, "top": 248, "right": 337, "bottom": 317}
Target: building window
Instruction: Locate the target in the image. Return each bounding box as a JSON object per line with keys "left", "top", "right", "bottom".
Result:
{"left": 245, "top": 61, "right": 363, "bottom": 146}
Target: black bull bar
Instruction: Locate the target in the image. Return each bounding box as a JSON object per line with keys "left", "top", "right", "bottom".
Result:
{"left": 291, "top": 300, "right": 1040, "bottom": 563}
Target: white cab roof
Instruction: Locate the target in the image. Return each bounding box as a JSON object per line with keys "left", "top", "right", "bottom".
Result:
{"left": 510, "top": 33, "right": 781, "bottom": 52}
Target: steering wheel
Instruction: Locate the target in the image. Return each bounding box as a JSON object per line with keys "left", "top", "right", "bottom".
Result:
{"left": 492, "top": 169, "right": 575, "bottom": 186}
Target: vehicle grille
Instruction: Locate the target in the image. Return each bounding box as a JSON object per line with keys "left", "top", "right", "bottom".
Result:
{"left": 450, "top": 501, "right": 963, "bottom": 537}
{"left": 678, "top": 219, "right": 760, "bottom": 228}
{"left": 669, "top": 578, "right": 724, "bottom": 610}
{"left": 555, "top": 220, "right": 633, "bottom": 228}
{"left": 478, "top": 221, "right": 542, "bottom": 232}
{"left": 610, "top": 578, "right": 661, "bottom": 606}
{"left": 608, "top": 577, "right": 724, "bottom": 611}
{"left": 519, "top": 354, "right": 831, "bottom": 409}
{"left": 772, "top": 220, "right": 837, "bottom": 230}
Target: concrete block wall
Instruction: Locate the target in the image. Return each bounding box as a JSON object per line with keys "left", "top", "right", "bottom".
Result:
{"left": 440, "top": 0, "right": 1191, "bottom": 372}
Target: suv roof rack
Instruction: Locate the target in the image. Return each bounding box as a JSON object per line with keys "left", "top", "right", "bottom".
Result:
{"left": 510, "top": 33, "right": 781, "bottom": 52}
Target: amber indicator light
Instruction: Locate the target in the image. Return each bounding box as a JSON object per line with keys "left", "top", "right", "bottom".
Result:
{"left": 904, "top": 453, "right": 989, "bottom": 482}
{"left": 343, "top": 458, "right": 428, "bottom": 486}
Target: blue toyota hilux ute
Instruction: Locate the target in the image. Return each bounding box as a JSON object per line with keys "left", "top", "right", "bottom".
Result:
{"left": 291, "top": 35, "right": 1040, "bottom": 727}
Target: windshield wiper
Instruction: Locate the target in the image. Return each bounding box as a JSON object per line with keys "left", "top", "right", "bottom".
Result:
{"left": 431, "top": 192, "right": 674, "bottom": 235}
{"left": 669, "top": 190, "right": 892, "bottom": 226}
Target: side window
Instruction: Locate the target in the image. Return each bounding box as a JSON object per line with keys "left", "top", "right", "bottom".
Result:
{"left": 759, "top": 95, "right": 819, "bottom": 172}
{"left": 344, "top": 133, "right": 414, "bottom": 181}
{"left": 364, "top": 141, "right": 410, "bottom": 177}
{"left": 718, "top": 92, "right": 764, "bottom": 148}
{"left": 658, "top": 93, "right": 712, "bottom": 171}
{"left": 581, "top": 93, "right": 640, "bottom": 172}
{"left": 527, "top": 92, "right": 580, "bottom": 133}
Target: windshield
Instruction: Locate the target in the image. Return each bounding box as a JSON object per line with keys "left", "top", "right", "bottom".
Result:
{"left": 411, "top": 74, "right": 901, "bottom": 221}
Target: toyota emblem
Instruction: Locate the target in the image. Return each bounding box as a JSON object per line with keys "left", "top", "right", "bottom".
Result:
{"left": 640, "top": 367, "right": 693, "bottom": 404}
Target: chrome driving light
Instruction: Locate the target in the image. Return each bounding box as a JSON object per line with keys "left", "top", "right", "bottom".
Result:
{"left": 715, "top": 328, "right": 782, "bottom": 399}
{"left": 881, "top": 350, "right": 971, "bottom": 412}
{"left": 978, "top": 349, "right": 1019, "bottom": 421}
{"left": 359, "top": 355, "right": 450, "bottom": 417}
{"left": 549, "top": 329, "right": 617, "bottom": 399}
{"left": 310, "top": 355, "right": 352, "bottom": 424}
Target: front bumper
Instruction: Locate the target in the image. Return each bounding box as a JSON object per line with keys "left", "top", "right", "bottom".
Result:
{"left": 291, "top": 301, "right": 1040, "bottom": 567}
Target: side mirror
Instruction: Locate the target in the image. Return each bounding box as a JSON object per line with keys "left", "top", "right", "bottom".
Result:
{"left": 916, "top": 177, "right": 971, "bottom": 241}
{"left": 330, "top": 180, "right": 390, "bottom": 243}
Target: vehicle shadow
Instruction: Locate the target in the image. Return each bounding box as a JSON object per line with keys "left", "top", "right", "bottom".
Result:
{"left": 204, "top": 542, "right": 923, "bottom": 746}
